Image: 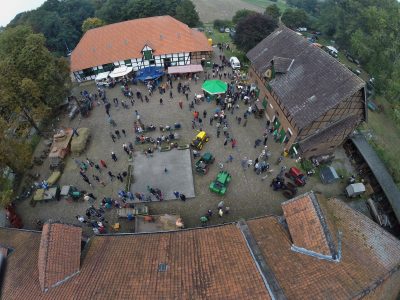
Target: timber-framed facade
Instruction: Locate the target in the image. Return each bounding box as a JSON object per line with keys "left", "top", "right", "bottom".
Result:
{"left": 71, "top": 16, "right": 212, "bottom": 81}
{"left": 247, "top": 27, "right": 366, "bottom": 158}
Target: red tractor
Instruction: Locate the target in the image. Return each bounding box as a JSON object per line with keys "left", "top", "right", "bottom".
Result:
{"left": 285, "top": 167, "right": 306, "bottom": 187}
{"left": 5, "top": 204, "right": 23, "bottom": 229}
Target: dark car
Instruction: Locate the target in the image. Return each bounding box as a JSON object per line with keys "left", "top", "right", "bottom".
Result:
{"left": 219, "top": 27, "right": 225, "bottom": 33}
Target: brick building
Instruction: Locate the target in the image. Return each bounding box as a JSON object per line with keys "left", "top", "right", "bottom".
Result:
{"left": 1, "top": 192, "right": 400, "bottom": 299}
{"left": 71, "top": 16, "right": 212, "bottom": 81}
{"left": 247, "top": 27, "right": 367, "bottom": 158}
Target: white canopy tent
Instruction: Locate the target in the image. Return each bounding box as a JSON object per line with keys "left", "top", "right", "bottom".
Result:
{"left": 109, "top": 66, "right": 133, "bottom": 78}
{"left": 95, "top": 71, "right": 110, "bottom": 82}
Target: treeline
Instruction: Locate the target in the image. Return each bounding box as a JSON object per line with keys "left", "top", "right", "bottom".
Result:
{"left": 8, "top": 0, "right": 200, "bottom": 55}
{"left": 288, "top": 0, "right": 400, "bottom": 100}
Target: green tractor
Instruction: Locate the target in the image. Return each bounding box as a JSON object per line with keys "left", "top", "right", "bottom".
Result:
{"left": 195, "top": 152, "right": 215, "bottom": 175}
{"left": 209, "top": 171, "right": 232, "bottom": 195}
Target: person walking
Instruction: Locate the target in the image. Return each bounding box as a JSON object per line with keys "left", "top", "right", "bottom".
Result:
{"left": 108, "top": 171, "right": 115, "bottom": 181}
{"left": 226, "top": 154, "right": 234, "bottom": 163}
{"left": 92, "top": 174, "right": 100, "bottom": 183}
{"left": 122, "top": 129, "right": 126, "bottom": 137}
{"left": 170, "top": 90, "right": 173, "bottom": 99}
{"left": 231, "top": 138, "right": 237, "bottom": 148}
{"left": 223, "top": 138, "right": 228, "bottom": 146}
{"left": 160, "top": 98, "right": 163, "bottom": 105}
{"left": 209, "top": 117, "right": 213, "bottom": 125}
{"left": 179, "top": 100, "right": 183, "bottom": 109}
{"left": 179, "top": 194, "right": 186, "bottom": 201}
{"left": 203, "top": 110, "right": 207, "bottom": 118}
{"left": 173, "top": 191, "right": 180, "bottom": 199}
{"left": 115, "top": 130, "right": 121, "bottom": 139}
{"left": 110, "top": 133, "right": 116, "bottom": 143}
{"left": 217, "top": 201, "right": 224, "bottom": 210}
{"left": 100, "top": 159, "right": 107, "bottom": 168}
{"left": 111, "top": 152, "right": 117, "bottom": 161}
{"left": 237, "top": 117, "right": 242, "bottom": 125}
{"left": 218, "top": 208, "right": 224, "bottom": 217}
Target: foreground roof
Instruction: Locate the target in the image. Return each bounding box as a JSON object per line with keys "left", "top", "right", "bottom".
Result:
{"left": 351, "top": 133, "right": 400, "bottom": 222}
{"left": 71, "top": 15, "right": 212, "bottom": 72}
{"left": 1, "top": 193, "right": 400, "bottom": 299}
{"left": 247, "top": 27, "right": 365, "bottom": 129}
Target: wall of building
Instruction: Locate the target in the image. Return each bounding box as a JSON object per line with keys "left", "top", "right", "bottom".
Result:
{"left": 73, "top": 51, "right": 211, "bottom": 81}
{"left": 249, "top": 66, "right": 299, "bottom": 152}
{"left": 298, "top": 89, "right": 365, "bottom": 158}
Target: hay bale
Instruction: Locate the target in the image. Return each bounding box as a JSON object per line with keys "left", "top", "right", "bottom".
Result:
{"left": 71, "top": 128, "right": 90, "bottom": 154}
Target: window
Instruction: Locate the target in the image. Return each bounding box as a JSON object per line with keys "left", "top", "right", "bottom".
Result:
{"left": 143, "top": 50, "right": 152, "bottom": 60}
{"left": 149, "top": 59, "right": 155, "bottom": 65}
{"left": 124, "top": 59, "right": 132, "bottom": 66}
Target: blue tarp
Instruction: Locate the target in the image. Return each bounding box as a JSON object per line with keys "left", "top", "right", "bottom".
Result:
{"left": 136, "top": 66, "right": 164, "bottom": 82}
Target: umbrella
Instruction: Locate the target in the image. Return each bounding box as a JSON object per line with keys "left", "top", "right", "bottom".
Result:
{"left": 202, "top": 80, "right": 228, "bottom": 95}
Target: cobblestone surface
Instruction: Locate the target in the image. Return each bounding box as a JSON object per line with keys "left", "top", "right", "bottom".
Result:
{"left": 15, "top": 50, "right": 352, "bottom": 235}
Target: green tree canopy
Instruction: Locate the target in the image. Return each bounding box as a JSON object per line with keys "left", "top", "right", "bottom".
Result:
{"left": 317, "top": 0, "right": 400, "bottom": 98}
{"left": 9, "top": 0, "right": 95, "bottom": 54}
{"left": 281, "top": 8, "right": 309, "bottom": 29}
{"left": 82, "top": 17, "right": 106, "bottom": 33}
{"left": 0, "top": 26, "right": 70, "bottom": 134}
{"left": 287, "top": 0, "right": 318, "bottom": 15}
{"left": 175, "top": 0, "right": 200, "bottom": 27}
{"left": 232, "top": 9, "right": 258, "bottom": 24}
{"left": 234, "top": 13, "right": 278, "bottom": 53}
{"left": 265, "top": 4, "right": 281, "bottom": 21}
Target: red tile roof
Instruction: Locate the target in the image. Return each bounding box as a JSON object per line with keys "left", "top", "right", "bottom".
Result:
{"left": 1, "top": 193, "right": 400, "bottom": 299}
{"left": 0, "top": 224, "right": 270, "bottom": 299}
{"left": 71, "top": 16, "right": 212, "bottom": 72}
{"left": 282, "top": 193, "right": 335, "bottom": 257}
{"left": 248, "top": 197, "right": 400, "bottom": 299}
{"left": 38, "top": 223, "right": 82, "bottom": 292}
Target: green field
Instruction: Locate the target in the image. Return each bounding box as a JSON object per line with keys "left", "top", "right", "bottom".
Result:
{"left": 360, "top": 97, "right": 400, "bottom": 186}
{"left": 241, "top": 0, "right": 289, "bottom": 11}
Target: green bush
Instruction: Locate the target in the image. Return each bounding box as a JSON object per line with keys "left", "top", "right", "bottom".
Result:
{"left": 300, "top": 159, "right": 313, "bottom": 172}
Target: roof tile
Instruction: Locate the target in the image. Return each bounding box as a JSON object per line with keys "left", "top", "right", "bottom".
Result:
{"left": 38, "top": 223, "right": 82, "bottom": 292}
{"left": 71, "top": 16, "right": 212, "bottom": 71}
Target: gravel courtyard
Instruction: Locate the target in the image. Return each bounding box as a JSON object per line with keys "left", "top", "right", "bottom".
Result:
{"left": 16, "top": 49, "right": 352, "bottom": 234}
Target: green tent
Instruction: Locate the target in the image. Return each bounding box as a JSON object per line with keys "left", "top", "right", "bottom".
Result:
{"left": 202, "top": 80, "right": 228, "bottom": 95}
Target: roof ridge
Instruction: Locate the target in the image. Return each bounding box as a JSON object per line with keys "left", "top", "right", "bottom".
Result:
{"left": 39, "top": 223, "right": 52, "bottom": 292}
{"left": 237, "top": 220, "right": 287, "bottom": 300}
{"left": 309, "top": 193, "right": 338, "bottom": 259}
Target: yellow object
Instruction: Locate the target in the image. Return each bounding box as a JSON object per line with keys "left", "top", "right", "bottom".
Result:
{"left": 196, "top": 131, "right": 207, "bottom": 140}
{"left": 47, "top": 171, "right": 61, "bottom": 185}
{"left": 208, "top": 38, "right": 212, "bottom": 46}
{"left": 265, "top": 69, "right": 272, "bottom": 78}
{"left": 112, "top": 223, "right": 120, "bottom": 231}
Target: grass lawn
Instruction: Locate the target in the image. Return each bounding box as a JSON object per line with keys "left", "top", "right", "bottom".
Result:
{"left": 360, "top": 96, "right": 400, "bottom": 186}
{"left": 241, "top": 0, "right": 289, "bottom": 11}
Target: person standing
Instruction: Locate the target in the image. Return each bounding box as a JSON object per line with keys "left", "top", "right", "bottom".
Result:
{"left": 108, "top": 171, "right": 115, "bottom": 181}
{"left": 160, "top": 98, "right": 163, "bottom": 105}
{"left": 111, "top": 152, "right": 117, "bottom": 161}
{"left": 110, "top": 133, "right": 116, "bottom": 143}
{"left": 170, "top": 90, "right": 173, "bottom": 99}
{"left": 115, "top": 130, "right": 121, "bottom": 139}
{"left": 218, "top": 208, "right": 224, "bottom": 217}
{"left": 173, "top": 191, "right": 180, "bottom": 199}
{"left": 179, "top": 194, "right": 186, "bottom": 201}
{"left": 223, "top": 138, "right": 228, "bottom": 146}
{"left": 231, "top": 138, "right": 237, "bottom": 148}
{"left": 122, "top": 129, "right": 126, "bottom": 137}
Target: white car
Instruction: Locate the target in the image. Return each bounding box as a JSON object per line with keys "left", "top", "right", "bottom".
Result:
{"left": 225, "top": 28, "right": 230, "bottom": 33}
{"left": 229, "top": 57, "right": 240, "bottom": 69}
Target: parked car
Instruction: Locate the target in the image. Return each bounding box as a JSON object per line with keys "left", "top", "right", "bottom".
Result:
{"left": 224, "top": 28, "right": 230, "bottom": 33}
{"left": 219, "top": 27, "right": 225, "bottom": 33}
{"left": 229, "top": 56, "right": 241, "bottom": 69}
{"left": 296, "top": 27, "right": 307, "bottom": 32}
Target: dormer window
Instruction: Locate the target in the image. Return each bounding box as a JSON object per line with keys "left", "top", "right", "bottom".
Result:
{"left": 142, "top": 45, "right": 153, "bottom": 61}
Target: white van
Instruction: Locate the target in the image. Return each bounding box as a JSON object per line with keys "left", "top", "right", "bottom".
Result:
{"left": 229, "top": 57, "right": 240, "bottom": 69}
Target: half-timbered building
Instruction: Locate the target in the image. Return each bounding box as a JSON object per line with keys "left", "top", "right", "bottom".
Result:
{"left": 70, "top": 16, "right": 212, "bottom": 81}
{"left": 247, "top": 27, "right": 367, "bottom": 158}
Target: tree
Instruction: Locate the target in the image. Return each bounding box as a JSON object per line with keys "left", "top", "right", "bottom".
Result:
{"left": 287, "top": 0, "right": 318, "bottom": 15}
{"left": 82, "top": 17, "right": 106, "bottom": 33}
{"left": 234, "top": 13, "right": 278, "bottom": 53}
{"left": 232, "top": 9, "right": 257, "bottom": 24}
{"left": 281, "top": 8, "right": 309, "bottom": 29}
{"left": 265, "top": 4, "right": 281, "bottom": 21}
{"left": 0, "top": 26, "right": 70, "bottom": 135}
{"left": 213, "top": 19, "right": 232, "bottom": 29}
{"left": 175, "top": 0, "right": 200, "bottom": 27}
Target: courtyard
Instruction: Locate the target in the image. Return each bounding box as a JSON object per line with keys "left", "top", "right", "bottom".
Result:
{"left": 16, "top": 49, "right": 355, "bottom": 234}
